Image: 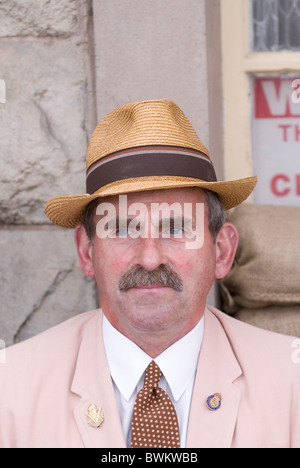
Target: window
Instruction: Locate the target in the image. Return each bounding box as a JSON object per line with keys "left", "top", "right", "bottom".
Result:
{"left": 251, "top": 0, "right": 300, "bottom": 51}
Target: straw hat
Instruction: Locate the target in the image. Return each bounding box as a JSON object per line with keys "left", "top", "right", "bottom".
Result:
{"left": 45, "top": 99, "right": 257, "bottom": 228}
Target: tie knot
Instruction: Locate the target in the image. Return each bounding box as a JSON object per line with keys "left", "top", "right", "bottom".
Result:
{"left": 144, "top": 361, "right": 162, "bottom": 389}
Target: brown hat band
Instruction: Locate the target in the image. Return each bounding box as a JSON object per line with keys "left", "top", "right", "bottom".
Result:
{"left": 86, "top": 146, "right": 217, "bottom": 194}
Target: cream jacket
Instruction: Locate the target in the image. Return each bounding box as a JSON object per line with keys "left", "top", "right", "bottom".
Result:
{"left": 0, "top": 306, "right": 299, "bottom": 448}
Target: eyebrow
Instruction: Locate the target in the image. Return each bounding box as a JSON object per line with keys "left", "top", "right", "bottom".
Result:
{"left": 104, "top": 217, "right": 138, "bottom": 231}
{"left": 166, "top": 216, "right": 192, "bottom": 228}
{"left": 112, "top": 215, "right": 193, "bottom": 229}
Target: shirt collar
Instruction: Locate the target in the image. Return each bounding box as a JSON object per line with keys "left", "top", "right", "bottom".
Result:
{"left": 103, "top": 314, "right": 204, "bottom": 402}
{"left": 155, "top": 320, "right": 204, "bottom": 401}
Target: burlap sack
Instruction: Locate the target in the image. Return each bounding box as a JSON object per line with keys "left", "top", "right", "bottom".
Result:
{"left": 220, "top": 204, "right": 300, "bottom": 313}
{"left": 234, "top": 307, "right": 300, "bottom": 338}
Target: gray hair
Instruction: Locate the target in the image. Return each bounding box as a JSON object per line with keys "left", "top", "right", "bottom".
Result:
{"left": 203, "top": 189, "right": 227, "bottom": 242}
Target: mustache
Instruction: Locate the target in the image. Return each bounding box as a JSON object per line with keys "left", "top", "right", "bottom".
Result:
{"left": 119, "top": 265, "right": 183, "bottom": 292}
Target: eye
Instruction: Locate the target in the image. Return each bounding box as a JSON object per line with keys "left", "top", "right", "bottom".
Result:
{"left": 115, "top": 223, "right": 141, "bottom": 238}
{"left": 160, "top": 225, "right": 185, "bottom": 238}
{"left": 169, "top": 227, "right": 184, "bottom": 236}
{"left": 115, "top": 228, "right": 130, "bottom": 237}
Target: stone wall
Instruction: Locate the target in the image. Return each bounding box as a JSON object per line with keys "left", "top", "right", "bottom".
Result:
{"left": 0, "top": 0, "right": 98, "bottom": 346}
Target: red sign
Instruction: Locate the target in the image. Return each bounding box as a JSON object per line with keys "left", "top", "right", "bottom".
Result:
{"left": 252, "top": 77, "right": 300, "bottom": 206}
{"left": 255, "top": 77, "right": 300, "bottom": 118}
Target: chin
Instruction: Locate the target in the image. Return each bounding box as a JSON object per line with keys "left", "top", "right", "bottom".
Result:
{"left": 127, "top": 304, "right": 181, "bottom": 332}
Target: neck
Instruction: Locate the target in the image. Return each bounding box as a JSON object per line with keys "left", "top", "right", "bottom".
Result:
{"left": 103, "top": 308, "right": 204, "bottom": 358}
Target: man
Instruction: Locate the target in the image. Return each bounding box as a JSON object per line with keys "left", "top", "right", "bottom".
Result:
{"left": 0, "top": 99, "right": 299, "bottom": 448}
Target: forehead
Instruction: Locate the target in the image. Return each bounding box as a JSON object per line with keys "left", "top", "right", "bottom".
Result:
{"left": 98, "top": 187, "right": 206, "bottom": 207}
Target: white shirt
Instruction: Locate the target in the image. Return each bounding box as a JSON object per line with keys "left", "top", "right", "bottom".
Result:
{"left": 102, "top": 316, "right": 204, "bottom": 448}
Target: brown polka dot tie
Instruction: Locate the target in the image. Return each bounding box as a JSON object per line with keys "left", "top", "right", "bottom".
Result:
{"left": 131, "top": 360, "right": 180, "bottom": 448}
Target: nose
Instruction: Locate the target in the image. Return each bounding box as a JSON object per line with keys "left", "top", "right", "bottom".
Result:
{"left": 134, "top": 236, "right": 167, "bottom": 271}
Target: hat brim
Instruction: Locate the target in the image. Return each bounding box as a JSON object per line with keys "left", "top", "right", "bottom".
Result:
{"left": 44, "top": 175, "right": 257, "bottom": 228}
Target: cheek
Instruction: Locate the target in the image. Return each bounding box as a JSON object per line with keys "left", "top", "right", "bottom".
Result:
{"left": 177, "top": 259, "right": 192, "bottom": 277}
{"left": 177, "top": 248, "right": 216, "bottom": 287}
{"left": 110, "top": 256, "right": 123, "bottom": 271}
{"left": 92, "top": 243, "right": 132, "bottom": 286}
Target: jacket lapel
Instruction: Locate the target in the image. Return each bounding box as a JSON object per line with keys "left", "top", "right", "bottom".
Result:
{"left": 71, "top": 310, "right": 126, "bottom": 448}
{"left": 70, "top": 307, "right": 242, "bottom": 448}
{"left": 186, "top": 307, "right": 242, "bottom": 448}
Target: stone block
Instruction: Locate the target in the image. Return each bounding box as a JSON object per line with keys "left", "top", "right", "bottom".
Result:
{"left": 0, "top": 0, "right": 78, "bottom": 37}
{"left": 0, "top": 227, "right": 98, "bottom": 346}
{"left": 93, "top": 0, "right": 209, "bottom": 144}
{"left": 0, "top": 40, "right": 88, "bottom": 224}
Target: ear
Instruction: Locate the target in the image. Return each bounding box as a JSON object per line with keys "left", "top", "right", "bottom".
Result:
{"left": 214, "top": 222, "right": 239, "bottom": 279}
{"left": 74, "top": 224, "right": 95, "bottom": 277}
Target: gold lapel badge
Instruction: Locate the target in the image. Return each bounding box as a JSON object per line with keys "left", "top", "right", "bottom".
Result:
{"left": 206, "top": 393, "right": 222, "bottom": 411}
{"left": 85, "top": 403, "right": 104, "bottom": 428}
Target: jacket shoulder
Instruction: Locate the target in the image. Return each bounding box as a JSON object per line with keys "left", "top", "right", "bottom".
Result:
{"left": 207, "top": 306, "right": 299, "bottom": 374}
{"left": 0, "top": 310, "right": 101, "bottom": 377}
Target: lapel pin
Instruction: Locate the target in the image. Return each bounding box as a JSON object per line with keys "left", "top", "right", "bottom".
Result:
{"left": 206, "top": 393, "right": 222, "bottom": 411}
{"left": 85, "top": 403, "right": 104, "bottom": 428}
